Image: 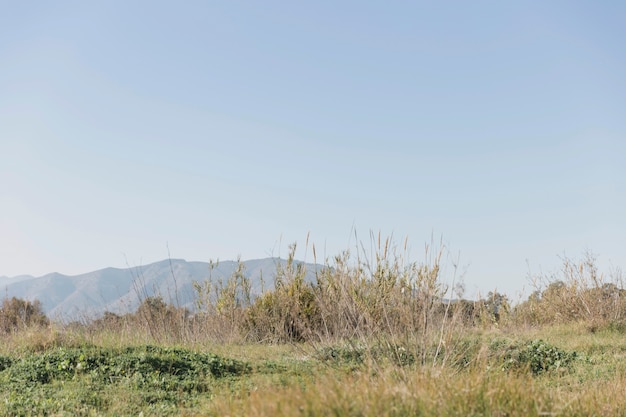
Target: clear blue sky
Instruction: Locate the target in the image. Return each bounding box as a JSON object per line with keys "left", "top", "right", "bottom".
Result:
{"left": 1, "top": 1, "right": 625, "bottom": 298}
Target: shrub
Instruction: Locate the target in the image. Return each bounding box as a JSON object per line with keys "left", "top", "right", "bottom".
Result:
{"left": 474, "top": 291, "right": 510, "bottom": 326}
{"left": 245, "top": 245, "right": 320, "bottom": 343}
{"left": 497, "top": 339, "right": 579, "bottom": 375}
{"left": 311, "top": 235, "right": 464, "bottom": 367}
{"left": 192, "top": 257, "right": 253, "bottom": 342}
{"left": 0, "top": 297, "right": 49, "bottom": 333}
{"left": 125, "top": 296, "right": 191, "bottom": 342}
{"left": 513, "top": 251, "right": 626, "bottom": 327}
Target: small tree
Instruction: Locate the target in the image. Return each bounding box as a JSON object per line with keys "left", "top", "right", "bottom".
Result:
{"left": 134, "top": 296, "right": 190, "bottom": 342}
{"left": 0, "top": 297, "right": 49, "bottom": 333}
{"left": 478, "top": 291, "right": 510, "bottom": 325}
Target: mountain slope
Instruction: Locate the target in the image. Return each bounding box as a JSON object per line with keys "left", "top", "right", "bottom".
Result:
{"left": 0, "top": 258, "right": 321, "bottom": 321}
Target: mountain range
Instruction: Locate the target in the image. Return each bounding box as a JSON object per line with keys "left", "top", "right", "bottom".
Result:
{"left": 0, "top": 258, "right": 321, "bottom": 322}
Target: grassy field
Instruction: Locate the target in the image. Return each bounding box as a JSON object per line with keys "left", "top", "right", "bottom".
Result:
{"left": 2, "top": 323, "right": 626, "bottom": 416}
{"left": 2, "top": 241, "right": 626, "bottom": 416}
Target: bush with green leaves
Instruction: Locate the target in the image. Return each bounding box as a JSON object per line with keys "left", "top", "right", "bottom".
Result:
{"left": 496, "top": 339, "right": 579, "bottom": 375}
{"left": 245, "top": 245, "right": 320, "bottom": 343}
{"left": 0, "top": 344, "right": 250, "bottom": 416}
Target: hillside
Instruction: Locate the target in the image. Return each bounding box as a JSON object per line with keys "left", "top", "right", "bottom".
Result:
{"left": 0, "top": 258, "right": 320, "bottom": 321}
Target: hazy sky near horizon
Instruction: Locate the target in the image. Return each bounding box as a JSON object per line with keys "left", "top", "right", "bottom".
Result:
{"left": 1, "top": 1, "right": 625, "bottom": 297}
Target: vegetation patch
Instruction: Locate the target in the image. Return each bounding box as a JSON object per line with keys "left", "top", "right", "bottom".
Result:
{"left": 2, "top": 243, "right": 626, "bottom": 415}
{"left": 492, "top": 338, "right": 580, "bottom": 375}
{"left": 0, "top": 345, "right": 249, "bottom": 416}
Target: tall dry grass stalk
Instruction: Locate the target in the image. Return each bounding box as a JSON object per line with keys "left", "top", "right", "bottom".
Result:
{"left": 310, "top": 233, "right": 457, "bottom": 365}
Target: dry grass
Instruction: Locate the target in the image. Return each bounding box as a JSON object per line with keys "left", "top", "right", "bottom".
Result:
{"left": 513, "top": 251, "right": 626, "bottom": 329}
{"left": 206, "top": 358, "right": 626, "bottom": 417}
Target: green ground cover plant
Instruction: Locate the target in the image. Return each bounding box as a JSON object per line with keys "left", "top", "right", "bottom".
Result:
{"left": 0, "top": 344, "right": 249, "bottom": 416}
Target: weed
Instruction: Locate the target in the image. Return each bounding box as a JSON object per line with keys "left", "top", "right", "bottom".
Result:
{"left": 496, "top": 338, "right": 579, "bottom": 375}
{"left": 0, "top": 345, "right": 249, "bottom": 416}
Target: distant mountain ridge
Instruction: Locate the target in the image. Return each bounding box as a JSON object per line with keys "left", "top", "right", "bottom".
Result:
{"left": 0, "top": 258, "right": 321, "bottom": 322}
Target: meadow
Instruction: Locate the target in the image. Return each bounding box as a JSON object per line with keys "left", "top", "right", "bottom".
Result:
{"left": 2, "top": 237, "right": 626, "bottom": 416}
